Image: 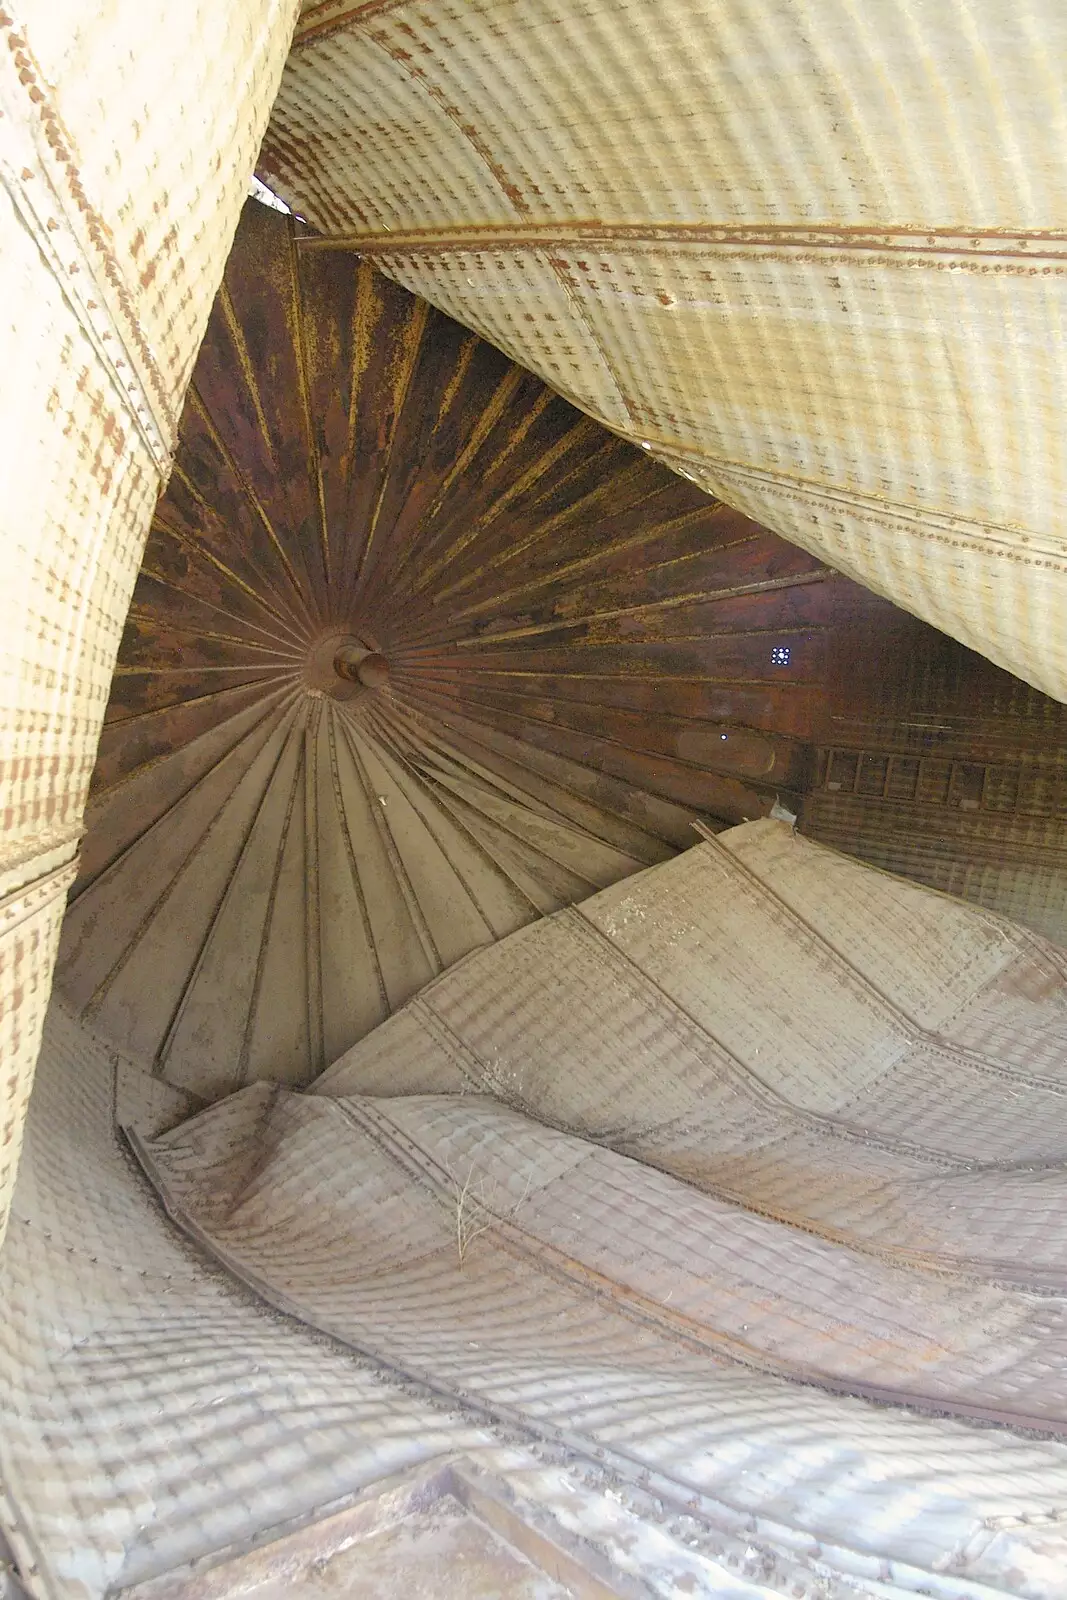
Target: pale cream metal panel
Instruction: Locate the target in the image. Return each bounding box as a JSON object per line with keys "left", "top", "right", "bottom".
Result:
{"left": 263, "top": 0, "right": 1067, "bottom": 700}
{"left": 18, "top": 1001, "right": 1061, "bottom": 1599}
{"left": 0, "top": 0, "right": 299, "bottom": 1238}
{"left": 0, "top": 1004, "right": 495, "bottom": 1599}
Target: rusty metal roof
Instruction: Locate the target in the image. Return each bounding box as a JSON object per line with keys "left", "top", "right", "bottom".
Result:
{"left": 261, "top": 0, "right": 1067, "bottom": 706}
{"left": 58, "top": 200, "right": 827, "bottom": 1100}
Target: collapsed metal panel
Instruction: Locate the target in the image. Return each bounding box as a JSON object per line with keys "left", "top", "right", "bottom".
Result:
{"left": 6, "top": 11, "right": 1067, "bottom": 1599}
{"left": 261, "top": 0, "right": 1067, "bottom": 704}
{"left": 0, "top": 0, "right": 299, "bottom": 1240}
{"left": 64, "top": 197, "right": 1067, "bottom": 1102}
{"left": 127, "top": 822, "right": 1067, "bottom": 1596}
{"left": 9, "top": 842, "right": 1067, "bottom": 1598}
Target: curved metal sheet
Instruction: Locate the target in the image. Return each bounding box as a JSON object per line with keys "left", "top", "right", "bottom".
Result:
{"left": 261, "top": 0, "right": 1067, "bottom": 704}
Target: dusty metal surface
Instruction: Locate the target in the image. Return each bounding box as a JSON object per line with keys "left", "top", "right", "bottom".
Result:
{"left": 9, "top": 12, "right": 1067, "bottom": 1600}
{"left": 260, "top": 0, "right": 1067, "bottom": 708}
{"left": 61, "top": 199, "right": 830, "bottom": 1101}
{"left": 125, "top": 823, "right": 1067, "bottom": 1596}
{"left": 16, "top": 997, "right": 1046, "bottom": 1600}
{"left": 800, "top": 584, "right": 1067, "bottom": 944}
{"left": 323, "top": 821, "right": 1067, "bottom": 1293}
{"left": 0, "top": 0, "right": 298, "bottom": 1241}
{"left": 121, "top": 1457, "right": 629, "bottom": 1600}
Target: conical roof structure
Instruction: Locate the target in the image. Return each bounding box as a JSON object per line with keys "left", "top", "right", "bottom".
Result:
{"left": 57, "top": 200, "right": 816, "bottom": 1101}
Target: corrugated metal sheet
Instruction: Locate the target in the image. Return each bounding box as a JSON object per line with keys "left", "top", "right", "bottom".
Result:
{"left": 324, "top": 822, "right": 1067, "bottom": 1291}
{"left": 8, "top": 860, "right": 1067, "bottom": 1597}
{"left": 260, "top": 0, "right": 1067, "bottom": 703}
{"left": 0, "top": 0, "right": 298, "bottom": 1238}
{"left": 64, "top": 198, "right": 1067, "bottom": 1099}
{"left": 6, "top": 13, "right": 1067, "bottom": 1598}
{"left": 125, "top": 822, "right": 1067, "bottom": 1595}
{"left": 0, "top": 1003, "right": 499, "bottom": 1599}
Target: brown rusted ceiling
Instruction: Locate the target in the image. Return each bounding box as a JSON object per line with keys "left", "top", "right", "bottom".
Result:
{"left": 58, "top": 199, "right": 1067, "bottom": 1100}
{"left": 802, "top": 585, "right": 1067, "bottom": 943}
{"left": 57, "top": 199, "right": 830, "bottom": 1101}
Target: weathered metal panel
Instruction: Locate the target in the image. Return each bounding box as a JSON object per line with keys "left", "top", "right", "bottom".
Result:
{"left": 13, "top": 994, "right": 1066, "bottom": 1600}
{"left": 131, "top": 824, "right": 1067, "bottom": 1592}
{"left": 261, "top": 0, "right": 1067, "bottom": 704}
{"left": 73, "top": 191, "right": 1067, "bottom": 1099}
{"left": 66, "top": 203, "right": 828, "bottom": 1101}
{"left": 801, "top": 584, "right": 1067, "bottom": 944}
{"left": 0, "top": 0, "right": 299, "bottom": 1239}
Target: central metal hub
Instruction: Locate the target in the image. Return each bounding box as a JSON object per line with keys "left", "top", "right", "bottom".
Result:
{"left": 333, "top": 642, "right": 390, "bottom": 689}
{"left": 302, "top": 632, "right": 389, "bottom": 701}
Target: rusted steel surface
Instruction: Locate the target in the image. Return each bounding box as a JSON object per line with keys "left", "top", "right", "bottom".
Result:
{"left": 64, "top": 200, "right": 835, "bottom": 1100}
{"left": 98, "top": 200, "right": 820, "bottom": 811}
{"left": 800, "top": 584, "right": 1067, "bottom": 945}
{"left": 261, "top": 0, "right": 1067, "bottom": 709}
{"left": 68, "top": 195, "right": 1067, "bottom": 1104}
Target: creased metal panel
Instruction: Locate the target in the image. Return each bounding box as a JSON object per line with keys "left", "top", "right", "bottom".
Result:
{"left": 135, "top": 1070, "right": 1067, "bottom": 1597}
{"left": 0, "top": 1002, "right": 498, "bottom": 1600}
{"left": 322, "top": 820, "right": 1067, "bottom": 1289}
{"left": 15, "top": 844, "right": 1067, "bottom": 1596}
{"left": 0, "top": 0, "right": 299, "bottom": 1237}
{"left": 261, "top": 0, "right": 1067, "bottom": 703}
{"left": 142, "top": 1083, "right": 1067, "bottom": 1433}
{"left": 62, "top": 201, "right": 831, "bottom": 1103}
{"left": 20, "top": 1000, "right": 1054, "bottom": 1600}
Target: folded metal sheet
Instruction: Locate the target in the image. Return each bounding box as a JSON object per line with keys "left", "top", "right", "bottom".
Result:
{"left": 14, "top": 998, "right": 1049, "bottom": 1600}
{"left": 142, "top": 1083, "right": 1067, "bottom": 1436}
{"left": 0, "top": 1003, "right": 497, "bottom": 1599}
{"left": 260, "top": 0, "right": 1067, "bottom": 703}
{"left": 127, "top": 813, "right": 1067, "bottom": 1600}
{"left": 0, "top": 0, "right": 299, "bottom": 1238}
{"left": 13, "top": 834, "right": 1067, "bottom": 1596}
{"left": 9, "top": 10, "right": 1067, "bottom": 1600}
{"left": 324, "top": 819, "right": 1067, "bottom": 1287}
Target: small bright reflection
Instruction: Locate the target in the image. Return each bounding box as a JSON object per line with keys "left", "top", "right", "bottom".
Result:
{"left": 248, "top": 174, "right": 292, "bottom": 215}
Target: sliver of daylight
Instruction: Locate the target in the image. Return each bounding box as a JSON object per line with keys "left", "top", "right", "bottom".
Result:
{"left": 248, "top": 173, "right": 291, "bottom": 214}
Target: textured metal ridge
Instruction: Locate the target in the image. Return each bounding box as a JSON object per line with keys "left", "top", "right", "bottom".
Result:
{"left": 299, "top": 221, "right": 1067, "bottom": 264}
{"left": 261, "top": 0, "right": 1067, "bottom": 703}
{"left": 0, "top": 0, "right": 300, "bottom": 1237}
{"left": 133, "top": 1007, "right": 1067, "bottom": 1595}
{"left": 14, "top": 1000, "right": 1063, "bottom": 1598}
{"left": 322, "top": 822, "right": 1067, "bottom": 1293}
{"left": 0, "top": 32, "right": 171, "bottom": 468}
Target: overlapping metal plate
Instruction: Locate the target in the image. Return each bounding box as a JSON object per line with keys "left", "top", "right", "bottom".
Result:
{"left": 261, "top": 0, "right": 1067, "bottom": 703}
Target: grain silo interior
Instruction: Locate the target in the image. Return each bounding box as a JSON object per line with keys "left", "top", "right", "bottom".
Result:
{"left": 3, "top": 5, "right": 1067, "bottom": 1597}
